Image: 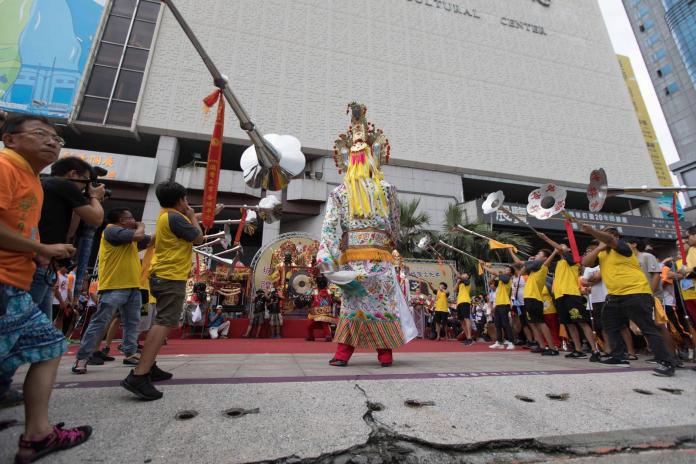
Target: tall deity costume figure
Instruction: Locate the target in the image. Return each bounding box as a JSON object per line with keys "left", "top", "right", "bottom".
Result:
{"left": 317, "top": 103, "right": 415, "bottom": 367}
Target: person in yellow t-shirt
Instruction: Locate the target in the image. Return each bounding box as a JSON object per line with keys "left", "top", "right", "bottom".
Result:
{"left": 675, "top": 227, "right": 696, "bottom": 334}
{"left": 581, "top": 225, "right": 677, "bottom": 377}
{"left": 509, "top": 246, "right": 559, "bottom": 355}
{"left": 482, "top": 264, "right": 515, "bottom": 350}
{"left": 538, "top": 233, "right": 601, "bottom": 362}
{"left": 73, "top": 208, "right": 151, "bottom": 374}
{"left": 429, "top": 282, "right": 450, "bottom": 341}
{"left": 455, "top": 273, "right": 474, "bottom": 344}
{"left": 121, "top": 181, "right": 221, "bottom": 401}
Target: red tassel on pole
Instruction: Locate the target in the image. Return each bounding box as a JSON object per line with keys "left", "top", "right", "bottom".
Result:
{"left": 234, "top": 209, "right": 247, "bottom": 245}
{"left": 673, "top": 193, "right": 687, "bottom": 265}
{"left": 201, "top": 89, "right": 225, "bottom": 230}
{"left": 564, "top": 218, "right": 581, "bottom": 264}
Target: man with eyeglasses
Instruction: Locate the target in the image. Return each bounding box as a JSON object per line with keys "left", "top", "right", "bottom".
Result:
{"left": 0, "top": 115, "right": 92, "bottom": 461}
{"left": 29, "top": 153, "right": 105, "bottom": 321}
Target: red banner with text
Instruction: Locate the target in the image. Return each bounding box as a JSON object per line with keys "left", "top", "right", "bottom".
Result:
{"left": 201, "top": 89, "right": 225, "bottom": 230}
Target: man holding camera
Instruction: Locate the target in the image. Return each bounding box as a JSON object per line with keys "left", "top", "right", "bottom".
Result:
{"left": 29, "top": 156, "right": 106, "bottom": 319}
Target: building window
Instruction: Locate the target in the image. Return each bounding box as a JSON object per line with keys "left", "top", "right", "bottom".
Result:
{"left": 657, "top": 63, "right": 673, "bottom": 77}
{"left": 640, "top": 19, "right": 654, "bottom": 32}
{"left": 636, "top": 5, "right": 650, "bottom": 19}
{"left": 665, "top": 82, "right": 679, "bottom": 95}
{"left": 632, "top": 0, "right": 642, "bottom": 6}
{"left": 652, "top": 48, "right": 667, "bottom": 61}
{"left": 645, "top": 33, "right": 661, "bottom": 47}
{"left": 77, "top": 0, "right": 160, "bottom": 127}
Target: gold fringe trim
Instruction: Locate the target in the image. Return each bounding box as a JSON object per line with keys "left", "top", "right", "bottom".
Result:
{"left": 339, "top": 248, "right": 394, "bottom": 264}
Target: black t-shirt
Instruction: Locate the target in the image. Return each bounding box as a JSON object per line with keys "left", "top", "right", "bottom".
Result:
{"left": 254, "top": 296, "right": 267, "bottom": 314}
{"left": 39, "top": 177, "right": 89, "bottom": 244}
{"left": 268, "top": 294, "right": 281, "bottom": 314}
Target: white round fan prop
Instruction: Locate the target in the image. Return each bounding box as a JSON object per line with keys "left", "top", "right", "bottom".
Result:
{"left": 527, "top": 183, "right": 567, "bottom": 220}
{"left": 482, "top": 191, "right": 505, "bottom": 214}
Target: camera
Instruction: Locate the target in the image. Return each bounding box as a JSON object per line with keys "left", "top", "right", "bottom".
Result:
{"left": 90, "top": 166, "right": 112, "bottom": 199}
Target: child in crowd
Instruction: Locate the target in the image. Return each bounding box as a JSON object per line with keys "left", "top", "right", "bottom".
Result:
{"left": 244, "top": 289, "right": 267, "bottom": 338}
{"left": 267, "top": 289, "right": 283, "bottom": 338}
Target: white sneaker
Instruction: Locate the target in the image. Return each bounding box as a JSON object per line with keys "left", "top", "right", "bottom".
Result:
{"left": 489, "top": 342, "right": 503, "bottom": 349}
{"left": 505, "top": 341, "right": 515, "bottom": 350}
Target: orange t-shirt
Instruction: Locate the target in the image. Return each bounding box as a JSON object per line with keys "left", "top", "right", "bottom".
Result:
{"left": 0, "top": 148, "right": 43, "bottom": 290}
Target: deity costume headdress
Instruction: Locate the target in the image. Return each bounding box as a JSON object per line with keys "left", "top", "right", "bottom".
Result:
{"left": 333, "top": 102, "right": 391, "bottom": 219}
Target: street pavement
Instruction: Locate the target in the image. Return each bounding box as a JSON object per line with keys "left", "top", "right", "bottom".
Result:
{"left": 1, "top": 340, "right": 695, "bottom": 463}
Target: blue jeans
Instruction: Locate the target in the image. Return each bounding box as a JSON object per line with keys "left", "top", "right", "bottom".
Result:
{"left": 76, "top": 288, "right": 141, "bottom": 360}
{"left": 29, "top": 267, "right": 55, "bottom": 320}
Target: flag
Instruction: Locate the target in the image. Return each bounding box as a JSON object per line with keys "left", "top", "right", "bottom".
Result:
{"left": 476, "top": 261, "right": 484, "bottom": 276}
{"left": 201, "top": 89, "right": 225, "bottom": 230}
{"left": 488, "top": 239, "right": 517, "bottom": 253}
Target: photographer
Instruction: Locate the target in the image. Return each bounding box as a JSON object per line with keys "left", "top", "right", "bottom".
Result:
{"left": 29, "top": 156, "right": 106, "bottom": 319}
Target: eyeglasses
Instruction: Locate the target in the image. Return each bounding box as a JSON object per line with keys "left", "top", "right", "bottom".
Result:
{"left": 11, "top": 129, "right": 65, "bottom": 147}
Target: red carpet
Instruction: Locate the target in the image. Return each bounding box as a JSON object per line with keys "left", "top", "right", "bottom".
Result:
{"left": 67, "top": 338, "right": 525, "bottom": 356}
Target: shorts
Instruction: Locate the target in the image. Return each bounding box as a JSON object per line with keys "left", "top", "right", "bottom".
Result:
{"left": 1, "top": 284, "right": 67, "bottom": 378}
{"left": 556, "top": 295, "right": 590, "bottom": 325}
{"left": 434, "top": 311, "right": 449, "bottom": 324}
{"left": 516, "top": 305, "right": 529, "bottom": 327}
{"left": 456, "top": 303, "right": 471, "bottom": 321}
{"left": 251, "top": 312, "right": 265, "bottom": 325}
{"left": 523, "top": 298, "right": 544, "bottom": 324}
{"left": 149, "top": 276, "right": 187, "bottom": 328}
{"left": 269, "top": 313, "right": 282, "bottom": 327}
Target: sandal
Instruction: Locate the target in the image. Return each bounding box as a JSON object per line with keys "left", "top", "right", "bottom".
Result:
{"left": 329, "top": 358, "right": 348, "bottom": 367}
{"left": 627, "top": 354, "right": 639, "bottom": 361}
{"left": 15, "top": 422, "right": 92, "bottom": 463}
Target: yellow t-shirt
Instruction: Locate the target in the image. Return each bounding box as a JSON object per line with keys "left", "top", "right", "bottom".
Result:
{"left": 456, "top": 283, "right": 471, "bottom": 304}
{"left": 149, "top": 208, "right": 197, "bottom": 281}
{"left": 552, "top": 257, "right": 581, "bottom": 297}
{"left": 598, "top": 244, "right": 652, "bottom": 296}
{"left": 541, "top": 285, "right": 557, "bottom": 315}
{"left": 98, "top": 224, "right": 143, "bottom": 290}
{"left": 435, "top": 290, "right": 449, "bottom": 312}
{"left": 523, "top": 264, "right": 548, "bottom": 301}
{"left": 494, "top": 278, "right": 512, "bottom": 306}
{"left": 677, "top": 247, "right": 696, "bottom": 300}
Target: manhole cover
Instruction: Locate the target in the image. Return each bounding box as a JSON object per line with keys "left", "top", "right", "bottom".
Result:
{"left": 404, "top": 399, "right": 436, "bottom": 408}
{"left": 223, "top": 407, "right": 259, "bottom": 418}
{"left": 659, "top": 388, "right": 683, "bottom": 395}
{"left": 367, "top": 402, "right": 385, "bottom": 412}
{"left": 175, "top": 410, "right": 198, "bottom": 420}
{"left": 633, "top": 389, "right": 653, "bottom": 395}
{"left": 546, "top": 393, "right": 569, "bottom": 401}
{"left": 515, "top": 395, "right": 535, "bottom": 403}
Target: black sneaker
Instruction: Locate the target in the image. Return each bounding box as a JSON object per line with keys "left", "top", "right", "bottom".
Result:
{"left": 589, "top": 351, "right": 601, "bottom": 363}
{"left": 599, "top": 357, "right": 630, "bottom": 367}
{"left": 541, "top": 348, "right": 559, "bottom": 356}
{"left": 93, "top": 350, "right": 115, "bottom": 362}
{"left": 645, "top": 357, "right": 658, "bottom": 364}
{"left": 121, "top": 370, "right": 163, "bottom": 401}
{"left": 531, "top": 346, "right": 544, "bottom": 353}
{"left": 565, "top": 351, "right": 587, "bottom": 359}
{"left": 652, "top": 361, "right": 675, "bottom": 377}
{"left": 149, "top": 363, "right": 173, "bottom": 382}
{"left": 86, "top": 354, "right": 104, "bottom": 366}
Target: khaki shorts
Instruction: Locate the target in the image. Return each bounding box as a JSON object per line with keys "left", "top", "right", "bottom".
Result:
{"left": 150, "top": 276, "right": 187, "bottom": 328}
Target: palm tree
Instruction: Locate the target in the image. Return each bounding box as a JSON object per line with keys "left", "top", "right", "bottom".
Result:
{"left": 437, "top": 203, "right": 531, "bottom": 273}
{"left": 397, "top": 198, "right": 431, "bottom": 258}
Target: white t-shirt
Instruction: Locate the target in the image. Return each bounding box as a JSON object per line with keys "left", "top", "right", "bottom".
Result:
{"left": 582, "top": 266, "right": 607, "bottom": 304}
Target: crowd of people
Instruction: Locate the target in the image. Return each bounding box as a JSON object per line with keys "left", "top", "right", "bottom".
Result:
{"left": 411, "top": 228, "right": 694, "bottom": 379}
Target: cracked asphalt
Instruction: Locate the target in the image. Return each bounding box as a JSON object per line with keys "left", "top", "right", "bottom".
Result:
{"left": 1, "top": 346, "right": 695, "bottom": 463}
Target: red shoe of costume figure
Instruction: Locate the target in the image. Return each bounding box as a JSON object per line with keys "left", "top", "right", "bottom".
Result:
{"left": 330, "top": 343, "right": 393, "bottom": 367}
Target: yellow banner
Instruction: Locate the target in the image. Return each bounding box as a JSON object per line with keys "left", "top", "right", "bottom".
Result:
{"left": 617, "top": 55, "right": 672, "bottom": 187}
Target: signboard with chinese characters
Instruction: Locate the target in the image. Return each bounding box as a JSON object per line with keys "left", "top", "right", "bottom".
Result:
{"left": 481, "top": 201, "right": 689, "bottom": 240}
{"left": 43, "top": 148, "right": 158, "bottom": 184}
{"left": 403, "top": 258, "right": 457, "bottom": 298}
